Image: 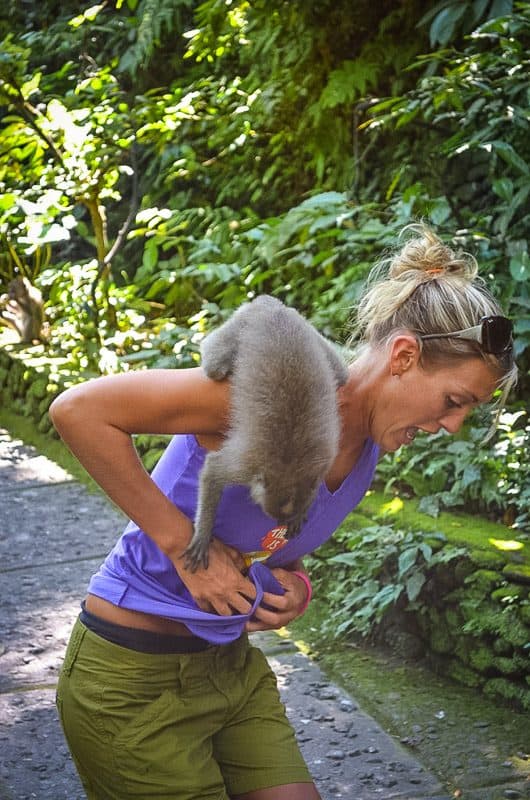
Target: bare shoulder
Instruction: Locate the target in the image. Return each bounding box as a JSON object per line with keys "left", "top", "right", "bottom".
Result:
{"left": 51, "top": 367, "right": 231, "bottom": 437}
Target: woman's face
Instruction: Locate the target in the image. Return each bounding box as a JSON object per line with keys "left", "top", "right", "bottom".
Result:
{"left": 373, "top": 347, "right": 499, "bottom": 453}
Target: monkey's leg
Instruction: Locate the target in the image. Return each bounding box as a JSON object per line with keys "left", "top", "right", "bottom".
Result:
{"left": 183, "top": 452, "right": 228, "bottom": 571}
{"left": 200, "top": 306, "right": 251, "bottom": 380}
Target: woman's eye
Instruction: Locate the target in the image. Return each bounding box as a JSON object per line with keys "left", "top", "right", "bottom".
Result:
{"left": 446, "top": 396, "right": 462, "bottom": 409}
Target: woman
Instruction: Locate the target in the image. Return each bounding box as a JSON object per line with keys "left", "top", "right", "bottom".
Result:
{"left": 51, "top": 226, "right": 516, "bottom": 800}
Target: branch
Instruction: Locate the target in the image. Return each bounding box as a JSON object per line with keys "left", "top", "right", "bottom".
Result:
{"left": 103, "top": 143, "right": 140, "bottom": 265}
{"left": 1, "top": 82, "right": 68, "bottom": 170}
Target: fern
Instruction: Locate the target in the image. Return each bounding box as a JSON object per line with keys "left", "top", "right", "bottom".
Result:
{"left": 119, "top": 0, "right": 194, "bottom": 76}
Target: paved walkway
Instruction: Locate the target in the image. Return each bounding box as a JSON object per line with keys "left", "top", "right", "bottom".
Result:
{"left": 0, "top": 427, "right": 516, "bottom": 800}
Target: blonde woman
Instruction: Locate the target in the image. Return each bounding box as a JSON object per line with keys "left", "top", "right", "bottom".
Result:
{"left": 51, "top": 226, "right": 515, "bottom": 800}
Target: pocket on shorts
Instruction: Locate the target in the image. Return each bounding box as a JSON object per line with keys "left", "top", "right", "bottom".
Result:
{"left": 56, "top": 620, "right": 87, "bottom": 722}
{"left": 112, "top": 689, "right": 180, "bottom": 784}
{"left": 61, "top": 619, "right": 87, "bottom": 677}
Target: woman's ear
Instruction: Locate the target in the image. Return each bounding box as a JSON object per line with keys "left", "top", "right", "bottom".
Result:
{"left": 389, "top": 334, "right": 421, "bottom": 377}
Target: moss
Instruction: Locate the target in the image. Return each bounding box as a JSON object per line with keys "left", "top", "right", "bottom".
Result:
{"left": 37, "top": 414, "right": 52, "bottom": 434}
{"left": 428, "top": 610, "right": 454, "bottom": 654}
{"left": 469, "top": 645, "right": 496, "bottom": 674}
{"left": 498, "top": 612, "right": 530, "bottom": 649}
{"left": 483, "top": 678, "right": 530, "bottom": 711}
{"left": 447, "top": 659, "right": 484, "bottom": 688}
{"left": 359, "top": 490, "right": 528, "bottom": 567}
{"left": 503, "top": 564, "right": 530, "bottom": 585}
{"left": 454, "top": 636, "right": 473, "bottom": 664}
{"left": 495, "top": 655, "right": 527, "bottom": 676}
{"left": 491, "top": 584, "right": 527, "bottom": 602}
{"left": 493, "top": 637, "right": 514, "bottom": 656}
{"left": 464, "top": 569, "right": 503, "bottom": 593}
{"left": 453, "top": 558, "right": 475, "bottom": 583}
{"left": 444, "top": 606, "right": 463, "bottom": 632}
{"left": 38, "top": 394, "right": 55, "bottom": 415}
{"left": 520, "top": 605, "right": 530, "bottom": 625}
{"left": 26, "top": 376, "right": 48, "bottom": 399}
{"left": 468, "top": 549, "right": 507, "bottom": 569}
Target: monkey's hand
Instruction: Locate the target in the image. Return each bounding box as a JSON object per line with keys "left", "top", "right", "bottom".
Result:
{"left": 285, "top": 518, "right": 303, "bottom": 540}
{"left": 176, "top": 538, "right": 257, "bottom": 616}
{"left": 183, "top": 531, "right": 211, "bottom": 572}
{"left": 245, "top": 568, "right": 309, "bottom": 632}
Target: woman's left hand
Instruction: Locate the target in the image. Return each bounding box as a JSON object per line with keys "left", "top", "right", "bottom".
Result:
{"left": 245, "top": 568, "right": 309, "bottom": 632}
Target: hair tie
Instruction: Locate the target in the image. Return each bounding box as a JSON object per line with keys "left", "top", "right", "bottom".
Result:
{"left": 292, "top": 571, "right": 312, "bottom": 615}
{"left": 426, "top": 268, "right": 445, "bottom": 275}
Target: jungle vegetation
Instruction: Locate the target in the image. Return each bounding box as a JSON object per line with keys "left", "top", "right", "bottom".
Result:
{"left": 0, "top": 0, "right": 528, "bottom": 534}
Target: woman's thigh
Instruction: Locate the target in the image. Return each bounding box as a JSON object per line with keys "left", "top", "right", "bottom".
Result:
{"left": 213, "top": 645, "right": 314, "bottom": 798}
{"left": 233, "top": 785, "right": 321, "bottom": 800}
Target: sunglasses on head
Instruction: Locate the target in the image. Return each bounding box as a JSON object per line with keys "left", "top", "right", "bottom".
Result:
{"left": 420, "top": 315, "right": 513, "bottom": 356}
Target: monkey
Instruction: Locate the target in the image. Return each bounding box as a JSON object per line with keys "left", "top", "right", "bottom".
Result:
{"left": 183, "top": 295, "right": 349, "bottom": 571}
{"left": 0, "top": 277, "right": 44, "bottom": 343}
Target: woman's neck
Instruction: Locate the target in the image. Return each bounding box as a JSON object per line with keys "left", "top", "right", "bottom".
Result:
{"left": 338, "top": 353, "right": 384, "bottom": 452}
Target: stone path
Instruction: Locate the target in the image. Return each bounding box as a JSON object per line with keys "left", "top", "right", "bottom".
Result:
{"left": 0, "top": 427, "right": 518, "bottom": 799}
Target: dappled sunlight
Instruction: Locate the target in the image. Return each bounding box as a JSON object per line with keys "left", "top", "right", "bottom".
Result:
{"left": 1, "top": 568, "right": 94, "bottom": 697}
{"left": 379, "top": 496, "right": 404, "bottom": 516}
{"left": 0, "top": 430, "right": 73, "bottom": 486}
{"left": 489, "top": 537, "right": 525, "bottom": 552}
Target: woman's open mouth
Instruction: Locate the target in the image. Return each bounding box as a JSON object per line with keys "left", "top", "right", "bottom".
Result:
{"left": 405, "top": 427, "right": 417, "bottom": 442}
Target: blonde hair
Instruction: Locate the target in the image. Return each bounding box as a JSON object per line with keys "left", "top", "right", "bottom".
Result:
{"left": 353, "top": 224, "right": 517, "bottom": 422}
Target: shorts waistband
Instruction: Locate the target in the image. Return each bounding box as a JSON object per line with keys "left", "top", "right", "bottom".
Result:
{"left": 79, "top": 602, "right": 212, "bottom": 654}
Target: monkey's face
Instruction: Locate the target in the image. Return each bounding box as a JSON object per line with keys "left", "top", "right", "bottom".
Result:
{"left": 249, "top": 471, "right": 322, "bottom": 530}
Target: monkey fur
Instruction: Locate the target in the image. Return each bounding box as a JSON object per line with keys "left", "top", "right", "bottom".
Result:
{"left": 184, "top": 295, "right": 349, "bottom": 571}
{"left": 0, "top": 277, "right": 44, "bottom": 343}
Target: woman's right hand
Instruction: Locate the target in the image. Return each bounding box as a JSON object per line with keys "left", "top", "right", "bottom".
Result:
{"left": 173, "top": 538, "right": 256, "bottom": 616}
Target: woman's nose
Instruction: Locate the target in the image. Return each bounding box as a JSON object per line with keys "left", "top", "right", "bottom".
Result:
{"left": 439, "top": 408, "right": 468, "bottom": 434}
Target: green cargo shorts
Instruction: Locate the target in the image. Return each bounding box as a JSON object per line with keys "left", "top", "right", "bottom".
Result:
{"left": 56, "top": 618, "right": 313, "bottom": 799}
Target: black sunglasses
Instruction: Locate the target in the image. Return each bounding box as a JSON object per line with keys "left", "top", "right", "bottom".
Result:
{"left": 420, "top": 315, "right": 513, "bottom": 356}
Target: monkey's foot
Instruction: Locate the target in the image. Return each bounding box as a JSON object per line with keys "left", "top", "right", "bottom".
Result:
{"left": 182, "top": 538, "right": 210, "bottom": 572}
{"left": 202, "top": 361, "right": 232, "bottom": 381}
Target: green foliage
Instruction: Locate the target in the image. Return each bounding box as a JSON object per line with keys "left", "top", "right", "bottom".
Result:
{"left": 365, "top": 5, "right": 530, "bottom": 381}
{"left": 1, "top": 0, "right": 528, "bottom": 547}
{"left": 377, "top": 409, "right": 530, "bottom": 534}
{"left": 418, "top": 0, "right": 514, "bottom": 46}
{"left": 306, "top": 523, "right": 466, "bottom": 639}
{"left": 117, "top": 0, "right": 196, "bottom": 77}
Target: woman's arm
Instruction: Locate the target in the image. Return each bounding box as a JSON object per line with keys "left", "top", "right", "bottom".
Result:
{"left": 49, "top": 367, "right": 257, "bottom": 615}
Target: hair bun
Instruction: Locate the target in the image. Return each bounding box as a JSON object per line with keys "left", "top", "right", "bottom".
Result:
{"left": 388, "top": 224, "right": 478, "bottom": 282}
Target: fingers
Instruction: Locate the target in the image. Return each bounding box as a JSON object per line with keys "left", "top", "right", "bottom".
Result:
{"left": 224, "top": 543, "right": 247, "bottom": 570}
{"left": 247, "top": 569, "right": 309, "bottom": 631}
{"left": 177, "top": 545, "right": 257, "bottom": 617}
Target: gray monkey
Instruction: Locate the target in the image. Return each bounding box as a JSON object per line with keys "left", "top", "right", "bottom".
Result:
{"left": 0, "top": 277, "right": 44, "bottom": 343}
{"left": 184, "top": 295, "right": 349, "bottom": 571}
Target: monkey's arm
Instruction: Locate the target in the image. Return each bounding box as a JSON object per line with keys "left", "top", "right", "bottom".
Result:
{"left": 184, "top": 450, "right": 228, "bottom": 571}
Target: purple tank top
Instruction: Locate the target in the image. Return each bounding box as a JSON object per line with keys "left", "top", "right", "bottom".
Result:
{"left": 88, "top": 434, "right": 379, "bottom": 643}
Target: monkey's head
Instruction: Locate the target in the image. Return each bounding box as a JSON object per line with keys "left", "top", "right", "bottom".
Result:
{"left": 249, "top": 465, "right": 326, "bottom": 532}
{"left": 8, "top": 277, "right": 30, "bottom": 299}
